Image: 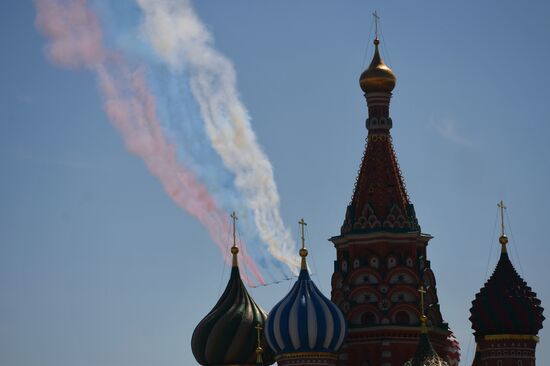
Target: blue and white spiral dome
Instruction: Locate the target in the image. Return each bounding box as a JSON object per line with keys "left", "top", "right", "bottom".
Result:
{"left": 265, "top": 246, "right": 346, "bottom": 356}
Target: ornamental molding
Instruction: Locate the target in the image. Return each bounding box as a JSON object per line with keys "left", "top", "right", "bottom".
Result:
{"left": 482, "top": 334, "right": 539, "bottom": 342}
{"left": 353, "top": 203, "right": 381, "bottom": 230}
{"left": 330, "top": 231, "right": 432, "bottom": 246}
{"left": 382, "top": 204, "right": 410, "bottom": 229}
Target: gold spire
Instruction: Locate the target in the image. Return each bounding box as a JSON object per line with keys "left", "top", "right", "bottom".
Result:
{"left": 418, "top": 285, "right": 428, "bottom": 333}
{"left": 359, "top": 12, "right": 396, "bottom": 94}
{"left": 497, "top": 200, "right": 508, "bottom": 253}
{"left": 255, "top": 323, "right": 263, "bottom": 364}
{"left": 230, "top": 211, "right": 239, "bottom": 267}
{"left": 298, "top": 218, "right": 308, "bottom": 270}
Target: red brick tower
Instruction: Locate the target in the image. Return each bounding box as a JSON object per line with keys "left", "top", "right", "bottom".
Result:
{"left": 329, "top": 35, "right": 457, "bottom": 366}
{"left": 469, "top": 202, "right": 544, "bottom": 366}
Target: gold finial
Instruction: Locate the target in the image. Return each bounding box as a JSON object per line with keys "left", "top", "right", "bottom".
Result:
{"left": 298, "top": 218, "right": 308, "bottom": 270}
{"left": 373, "top": 11, "right": 380, "bottom": 41}
{"left": 359, "top": 12, "right": 396, "bottom": 94}
{"left": 497, "top": 200, "right": 508, "bottom": 253}
{"left": 230, "top": 211, "right": 239, "bottom": 266}
{"left": 255, "top": 323, "right": 263, "bottom": 364}
{"left": 418, "top": 286, "right": 428, "bottom": 333}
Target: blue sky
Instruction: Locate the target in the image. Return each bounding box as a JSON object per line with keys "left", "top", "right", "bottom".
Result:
{"left": 1, "top": 1, "right": 549, "bottom": 365}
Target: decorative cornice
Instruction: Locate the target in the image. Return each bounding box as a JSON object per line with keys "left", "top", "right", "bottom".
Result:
{"left": 482, "top": 334, "right": 539, "bottom": 342}
{"left": 330, "top": 231, "right": 432, "bottom": 246}
{"left": 276, "top": 352, "right": 338, "bottom": 360}
{"left": 347, "top": 325, "right": 450, "bottom": 337}
{"left": 340, "top": 126, "right": 421, "bottom": 236}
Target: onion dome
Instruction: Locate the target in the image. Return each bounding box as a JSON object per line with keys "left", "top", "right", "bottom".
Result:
{"left": 191, "top": 217, "right": 275, "bottom": 366}
{"left": 404, "top": 314, "right": 449, "bottom": 366}
{"left": 469, "top": 232, "right": 544, "bottom": 337}
{"left": 265, "top": 219, "right": 346, "bottom": 360}
{"left": 444, "top": 332, "right": 460, "bottom": 366}
{"left": 359, "top": 38, "right": 396, "bottom": 94}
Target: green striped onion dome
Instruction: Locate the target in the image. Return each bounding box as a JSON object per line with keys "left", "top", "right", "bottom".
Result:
{"left": 469, "top": 236, "right": 544, "bottom": 337}
{"left": 191, "top": 249, "right": 274, "bottom": 365}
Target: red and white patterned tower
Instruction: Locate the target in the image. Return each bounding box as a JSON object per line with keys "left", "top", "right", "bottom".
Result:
{"left": 329, "top": 32, "right": 458, "bottom": 366}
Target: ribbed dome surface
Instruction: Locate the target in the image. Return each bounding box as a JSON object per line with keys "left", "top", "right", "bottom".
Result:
{"left": 470, "top": 250, "right": 544, "bottom": 336}
{"left": 265, "top": 266, "right": 346, "bottom": 355}
{"left": 192, "top": 265, "right": 274, "bottom": 365}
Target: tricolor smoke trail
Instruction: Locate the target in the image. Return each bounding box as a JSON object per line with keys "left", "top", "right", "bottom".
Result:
{"left": 35, "top": 0, "right": 299, "bottom": 285}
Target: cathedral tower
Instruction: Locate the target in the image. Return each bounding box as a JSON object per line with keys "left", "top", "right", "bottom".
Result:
{"left": 329, "top": 33, "right": 457, "bottom": 366}
{"left": 469, "top": 202, "right": 544, "bottom": 366}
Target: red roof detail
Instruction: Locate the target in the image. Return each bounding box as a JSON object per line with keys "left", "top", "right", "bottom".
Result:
{"left": 341, "top": 133, "right": 419, "bottom": 234}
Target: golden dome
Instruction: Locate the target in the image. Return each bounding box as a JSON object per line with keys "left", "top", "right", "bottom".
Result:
{"left": 360, "top": 39, "right": 396, "bottom": 93}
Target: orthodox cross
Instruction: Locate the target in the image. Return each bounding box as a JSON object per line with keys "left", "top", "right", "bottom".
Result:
{"left": 298, "top": 218, "right": 307, "bottom": 249}
{"left": 373, "top": 11, "right": 380, "bottom": 39}
{"left": 231, "top": 211, "right": 238, "bottom": 247}
{"left": 498, "top": 200, "right": 506, "bottom": 236}
{"left": 418, "top": 285, "right": 427, "bottom": 316}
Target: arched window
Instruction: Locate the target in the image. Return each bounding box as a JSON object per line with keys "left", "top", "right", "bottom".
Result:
{"left": 497, "top": 361, "right": 502, "bottom": 366}
{"left": 518, "top": 360, "right": 523, "bottom": 366}
{"left": 361, "top": 312, "right": 377, "bottom": 325}
{"left": 395, "top": 311, "right": 410, "bottom": 325}
{"left": 342, "top": 261, "right": 348, "bottom": 272}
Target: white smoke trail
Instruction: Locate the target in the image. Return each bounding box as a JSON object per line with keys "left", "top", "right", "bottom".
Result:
{"left": 135, "top": 0, "right": 299, "bottom": 273}
{"left": 34, "top": 0, "right": 265, "bottom": 284}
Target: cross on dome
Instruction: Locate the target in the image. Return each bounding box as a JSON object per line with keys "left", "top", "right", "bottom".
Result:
{"left": 497, "top": 200, "right": 509, "bottom": 252}
{"left": 298, "top": 218, "right": 308, "bottom": 269}
{"left": 230, "top": 211, "right": 239, "bottom": 266}
{"left": 373, "top": 11, "right": 380, "bottom": 40}
{"left": 418, "top": 285, "right": 427, "bottom": 316}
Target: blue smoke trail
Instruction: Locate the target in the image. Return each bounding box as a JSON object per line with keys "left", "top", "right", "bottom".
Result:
{"left": 90, "top": 0, "right": 293, "bottom": 282}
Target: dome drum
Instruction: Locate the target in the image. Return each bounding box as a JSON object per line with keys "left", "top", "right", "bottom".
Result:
{"left": 274, "top": 352, "right": 338, "bottom": 366}
{"left": 366, "top": 116, "right": 392, "bottom": 130}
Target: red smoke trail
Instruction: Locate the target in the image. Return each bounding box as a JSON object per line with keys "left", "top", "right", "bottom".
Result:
{"left": 34, "top": 0, "right": 264, "bottom": 285}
